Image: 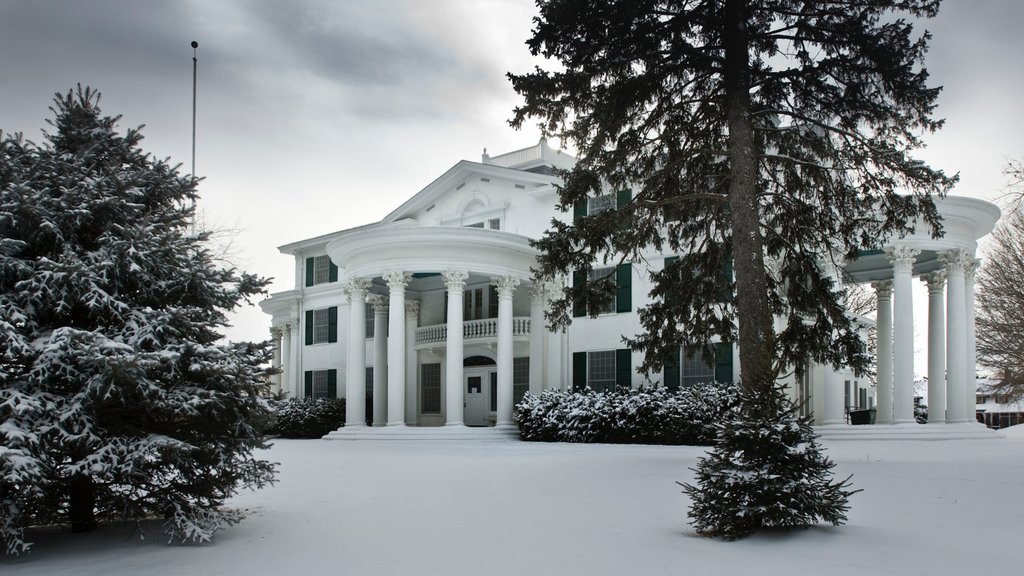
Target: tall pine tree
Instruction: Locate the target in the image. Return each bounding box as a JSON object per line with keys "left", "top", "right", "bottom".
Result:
{"left": 510, "top": 0, "right": 954, "bottom": 537}
{"left": 0, "top": 87, "right": 276, "bottom": 555}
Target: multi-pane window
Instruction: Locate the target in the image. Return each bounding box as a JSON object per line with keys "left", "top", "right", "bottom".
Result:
{"left": 513, "top": 357, "right": 530, "bottom": 406}
{"left": 312, "top": 255, "right": 332, "bottom": 285}
{"left": 681, "top": 350, "right": 715, "bottom": 387}
{"left": 588, "top": 350, "right": 617, "bottom": 393}
{"left": 312, "top": 370, "right": 329, "bottom": 399}
{"left": 588, "top": 267, "right": 616, "bottom": 314}
{"left": 312, "top": 308, "right": 330, "bottom": 344}
{"left": 365, "top": 303, "right": 375, "bottom": 338}
{"left": 488, "top": 218, "right": 501, "bottom": 230}
{"left": 421, "top": 363, "right": 441, "bottom": 414}
{"left": 588, "top": 193, "right": 616, "bottom": 215}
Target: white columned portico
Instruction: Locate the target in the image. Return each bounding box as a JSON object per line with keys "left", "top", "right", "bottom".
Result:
{"left": 873, "top": 281, "right": 894, "bottom": 424}
{"left": 344, "top": 278, "right": 371, "bottom": 428}
{"left": 368, "top": 294, "right": 388, "bottom": 427}
{"left": 965, "top": 258, "right": 980, "bottom": 424}
{"left": 443, "top": 270, "right": 468, "bottom": 426}
{"left": 405, "top": 300, "right": 419, "bottom": 425}
{"left": 528, "top": 282, "right": 546, "bottom": 396}
{"left": 384, "top": 271, "right": 411, "bottom": 426}
{"left": 942, "top": 250, "right": 968, "bottom": 423}
{"left": 494, "top": 276, "right": 518, "bottom": 428}
{"left": 924, "top": 271, "right": 947, "bottom": 423}
{"left": 886, "top": 246, "right": 919, "bottom": 424}
{"left": 269, "top": 326, "right": 283, "bottom": 394}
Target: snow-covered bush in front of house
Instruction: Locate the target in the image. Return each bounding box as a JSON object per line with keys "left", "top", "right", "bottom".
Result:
{"left": 515, "top": 382, "right": 739, "bottom": 445}
{"left": 269, "top": 398, "right": 347, "bottom": 438}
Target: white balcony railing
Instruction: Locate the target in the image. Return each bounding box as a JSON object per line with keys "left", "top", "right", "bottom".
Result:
{"left": 415, "top": 317, "right": 531, "bottom": 345}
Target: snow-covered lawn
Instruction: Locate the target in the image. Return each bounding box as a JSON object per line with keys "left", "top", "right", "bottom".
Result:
{"left": 6, "top": 428, "right": 1024, "bottom": 576}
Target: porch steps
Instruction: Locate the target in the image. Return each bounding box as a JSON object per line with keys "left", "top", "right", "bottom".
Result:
{"left": 322, "top": 424, "right": 520, "bottom": 441}
{"left": 815, "top": 421, "right": 1004, "bottom": 441}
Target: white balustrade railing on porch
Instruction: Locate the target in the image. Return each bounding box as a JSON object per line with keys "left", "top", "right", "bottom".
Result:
{"left": 415, "top": 317, "right": 531, "bottom": 345}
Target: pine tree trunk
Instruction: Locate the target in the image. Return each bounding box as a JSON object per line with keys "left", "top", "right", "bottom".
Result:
{"left": 723, "top": 0, "right": 774, "bottom": 398}
{"left": 69, "top": 474, "right": 97, "bottom": 533}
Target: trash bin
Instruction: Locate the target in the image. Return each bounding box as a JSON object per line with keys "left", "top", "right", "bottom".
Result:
{"left": 849, "top": 408, "right": 876, "bottom": 425}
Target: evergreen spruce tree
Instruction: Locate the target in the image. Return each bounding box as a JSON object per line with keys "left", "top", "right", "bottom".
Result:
{"left": 510, "top": 0, "right": 955, "bottom": 536}
{"left": 0, "top": 87, "right": 276, "bottom": 555}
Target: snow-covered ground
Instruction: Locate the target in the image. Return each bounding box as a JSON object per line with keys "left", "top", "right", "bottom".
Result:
{"left": 6, "top": 428, "right": 1024, "bottom": 576}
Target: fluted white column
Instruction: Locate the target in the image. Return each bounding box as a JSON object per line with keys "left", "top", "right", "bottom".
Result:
{"left": 405, "top": 300, "right": 419, "bottom": 425}
{"left": 494, "top": 276, "right": 519, "bottom": 428}
{"left": 821, "top": 257, "right": 847, "bottom": 425}
{"left": 368, "top": 294, "right": 388, "bottom": 427}
{"left": 923, "top": 272, "right": 946, "bottom": 424}
{"left": 444, "top": 270, "right": 468, "bottom": 426}
{"left": 965, "top": 258, "right": 980, "bottom": 424}
{"left": 287, "top": 321, "right": 301, "bottom": 398}
{"left": 941, "top": 249, "right": 968, "bottom": 423}
{"left": 528, "top": 282, "right": 546, "bottom": 396}
{"left": 270, "top": 326, "right": 283, "bottom": 394}
{"left": 280, "top": 323, "right": 293, "bottom": 397}
{"left": 384, "top": 271, "right": 411, "bottom": 426}
{"left": 344, "top": 278, "right": 371, "bottom": 428}
{"left": 873, "top": 281, "right": 894, "bottom": 424}
{"left": 545, "top": 281, "right": 565, "bottom": 390}
{"left": 886, "top": 246, "right": 919, "bottom": 424}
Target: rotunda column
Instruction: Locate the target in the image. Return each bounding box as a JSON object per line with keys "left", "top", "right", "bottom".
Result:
{"left": 528, "top": 282, "right": 547, "bottom": 396}
{"left": 965, "top": 258, "right": 980, "bottom": 424}
{"left": 405, "top": 300, "right": 419, "bottom": 425}
{"left": 344, "top": 278, "right": 371, "bottom": 428}
{"left": 494, "top": 276, "right": 519, "bottom": 428}
{"left": 367, "top": 294, "right": 388, "bottom": 427}
{"left": 545, "top": 280, "right": 566, "bottom": 390}
{"left": 443, "top": 270, "right": 468, "bottom": 426}
{"left": 941, "top": 249, "right": 968, "bottom": 423}
{"left": 383, "top": 271, "right": 411, "bottom": 427}
{"left": 269, "top": 326, "right": 283, "bottom": 394}
{"left": 873, "top": 281, "right": 894, "bottom": 424}
{"left": 923, "top": 271, "right": 946, "bottom": 424}
{"left": 279, "top": 324, "right": 292, "bottom": 397}
{"left": 287, "top": 321, "right": 301, "bottom": 398}
{"left": 886, "top": 245, "right": 920, "bottom": 424}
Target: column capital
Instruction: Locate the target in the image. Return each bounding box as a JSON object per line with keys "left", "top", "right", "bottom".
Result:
{"left": 383, "top": 271, "right": 412, "bottom": 290}
{"left": 884, "top": 245, "right": 920, "bottom": 274}
{"left": 938, "top": 248, "right": 972, "bottom": 275}
{"left": 443, "top": 269, "right": 469, "bottom": 291}
{"left": 492, "top": 275, "right": 520, "bottom": 295}
{"left": 343, "top": 277, "right": 372, "bottom": 301}
{"left": 922, "top": 270, "right": 947, "bottom": 293}
{"left": 529, "top": 281, "right": 547, "bottom": 301}
{"left": 872, "top": 280, "right": 893, "bottom": 299}
{"left": 270, "top": 325, "right": 283, "bottom": 339}
{"left": 366, "top": 293, "right": 388, "bottom": 313}
{"left": 964, "top": 258, "right": 981, "bottom": 282}
{"left": 405, "top": 300, "right": 420, "bottom": 317}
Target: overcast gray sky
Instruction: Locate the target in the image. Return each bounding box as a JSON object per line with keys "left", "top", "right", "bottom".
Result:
{"left": 1, "top": 0, "right": 1022, "bottom": 344}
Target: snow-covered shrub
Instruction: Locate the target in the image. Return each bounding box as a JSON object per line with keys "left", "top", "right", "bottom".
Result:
{"left": 683, "top": 384, "right": 858, "bottom": 539}
{"left": 269, "top": 398, "right": 347, "bottom": 438}
{"left": 514, "top": 382, "right": 738, "bottom": 445}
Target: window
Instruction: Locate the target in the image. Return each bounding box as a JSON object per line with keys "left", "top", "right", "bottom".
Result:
{"left": 573, "top": 349, "right": 632, "bottom": 392}
{"left": 573, "top": 264, "right": 632, "bottom": 317}
{"left": 488, "top": 218, "right": 501, "bottom": 230}
{"left": 365, "top": 303, "right": 375, "bottom": 338}
{"left": 588, "top": 193, "right": 616, "bottom": 215}
{"left": 513, "top": 357, "right": 530, "bottom": 405}
{"left": 303, "top": 369, "right": 337, "bottom": 399}
{"left": 304, "top": 255, "right": 338, "bottom": 286}
{"left": 588, "top": 267, "right": 616, "bottom": 314}
{"left": 681, "top": 350, "right": 715, "bottom": 387}
{"left": 304, "top": 307, "right": 338, "bottom": 345}
{"left": 421, "top": 363, "right": 441, "bottom": 414}
{"left": 465, "top": 221, "right": 485, "bottom": 228}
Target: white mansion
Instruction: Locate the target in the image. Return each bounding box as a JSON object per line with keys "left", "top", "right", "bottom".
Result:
{"left": 260, "top": 140, "right": 999, "bottom": 435}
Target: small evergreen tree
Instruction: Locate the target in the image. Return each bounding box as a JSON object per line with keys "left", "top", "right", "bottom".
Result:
{"left": 682, "top": 386, "right": 858, "bottom": 540}
{"left": 0, "top": 87, "right": 276, "bottom": 555}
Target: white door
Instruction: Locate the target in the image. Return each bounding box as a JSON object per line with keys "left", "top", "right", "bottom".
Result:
{"left": 465, "top": 373, "right": 487, "bottom": 426}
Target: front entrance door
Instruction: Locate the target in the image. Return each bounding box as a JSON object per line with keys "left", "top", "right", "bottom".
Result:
{"left": 464, "top": 370, "right": 490, "bottom": 426}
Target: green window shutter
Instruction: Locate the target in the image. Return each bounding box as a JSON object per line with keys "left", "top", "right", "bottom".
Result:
{"left": 304, "top": 310, "right": 314, "bottom": 345}
{"left": 616, "top": 348, "right": 632, "bottom": 388}
{"left": 304, "top": 371, "right": 313, "bottom": 398}
{"left": 664, "top": 347, "right": 681, "bottom": 392}
{"left": 327, "top": 369, "right": 338, "bottom": 398}
{"left": 616, "top": 189, "right": 631, "bottom": 209}
{"left": 572, "top": 352, "right": 587, "bottom": 391}
{"left": 572, "top": 270, "right": 587, "bottom": 318}
{"left": 305, "top": 257, "right": 315, "bottom": 287}
{"left": 573, "top": 200, "right": 587, "bottom": 222}
{"left": 327, "top": 306, "right": 338, "bottom": 343}
{"left": 615, "top": 264, "right": 632, "bottom": 313}
{"left": 715, "top": 342, "right": 733, "bottom": 384}
{"left": 328, "top": 261, "right": 338, "bottom": 283}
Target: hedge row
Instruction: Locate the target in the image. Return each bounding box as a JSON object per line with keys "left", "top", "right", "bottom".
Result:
{"left": 514, "top": 383, "right": 739, "bottom": 445}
